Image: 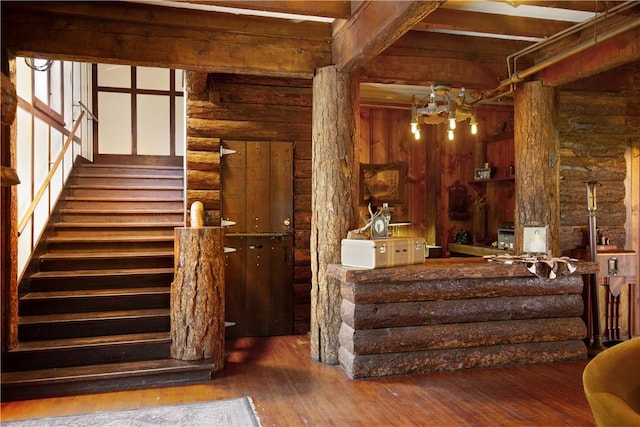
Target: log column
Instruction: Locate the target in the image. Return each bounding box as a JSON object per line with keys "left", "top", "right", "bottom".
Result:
{"left": 171, "top": 227, "right": 225, "bottom": 370}
{"left": 514, "top": 80, "right": 560, "bottom": 255}
{"left": 310, "top": 66, "right": 359, "bottom": 363}
{"left": 2, "top": 70, "right": 18, "bottom": 352}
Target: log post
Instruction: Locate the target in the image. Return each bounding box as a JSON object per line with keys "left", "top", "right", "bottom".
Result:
{"left": 1, "top": 70, "right": 19, "bottom": 352}
{"left": 171, "top": 226, "right": 225, "bottom": 370}
{"left": 514, "top": 80, "right": 560, "bottom": 255}
{"left": 310, "top": 65, "right": 359, "bottom": 364}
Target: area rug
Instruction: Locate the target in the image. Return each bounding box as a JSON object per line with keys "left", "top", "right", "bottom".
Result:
{"left": 3, "top": 396, "right": 261, "bottom": 427}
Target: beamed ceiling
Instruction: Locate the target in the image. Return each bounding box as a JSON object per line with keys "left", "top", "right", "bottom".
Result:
{"left": 2, "top": 1, "right": 640, "bottom": 106}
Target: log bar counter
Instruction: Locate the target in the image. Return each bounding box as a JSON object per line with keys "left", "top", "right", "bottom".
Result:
{"left": 327, "top": 258, "right": 599, "bottom": 379}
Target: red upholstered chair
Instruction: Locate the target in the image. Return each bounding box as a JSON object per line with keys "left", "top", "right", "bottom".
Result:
{"left": 583, "top": 337, "right": 640, "bottom": 427}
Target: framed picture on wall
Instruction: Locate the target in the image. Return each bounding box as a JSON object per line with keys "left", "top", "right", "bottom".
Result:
{"left": 359, "top": 162, "right": 407, "bottom": 206}
{"left": 523, "top": 226, "right": 548, "bottom": 253}
{"left": 474, "top": 167, "right": 491, "bottom": 181}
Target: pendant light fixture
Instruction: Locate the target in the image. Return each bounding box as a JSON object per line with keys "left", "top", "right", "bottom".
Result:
{"left": 410, "top": 85, "right": 479, "bottom": 140}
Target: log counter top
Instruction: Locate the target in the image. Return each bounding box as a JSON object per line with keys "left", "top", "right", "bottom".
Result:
{"left": 327, "top": 258, "right": 598, "bottom": 379}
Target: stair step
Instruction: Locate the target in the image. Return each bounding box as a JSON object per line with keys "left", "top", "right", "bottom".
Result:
{"left": 58, "top": 212, "right": 184, "bottom": 223}
{"left": 46, "top": 235, "right": 175, "bottom": 252}
{"left": 38, "top": 250, "right": 174, "bottom": 271}
{"left": 69, "top": 175, "right": 183, "bottom": 186}
{"left": 53, "top": 222, "right": 180, "bottom": 237}
{"left": 29, "top": 267, "right": 174, "bottom": 291}
{"left": 19, "top": 308, "right": 170, "bottom": 341}
{"left": 63, "top": 196, "right": 183, "bottom": 202}
{"left": 3, "top": 332, "right": 171, "bottom": 371}
{"left": 62, "top": 199, "right": 183, "bottom": 210}
{"left": 75, "top": 164, "right": 182, "bottom": 176}
{"left": 20, "top": 287, "right": 170, "bottom": 315}
{"left": 1, "top": 358, "right": 213, "bottom": 402}
{"left": 67, "top": 187, "right": 183, "bottom": 198}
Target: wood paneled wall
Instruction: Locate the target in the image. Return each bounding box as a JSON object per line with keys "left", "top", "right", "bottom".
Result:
{"left": 358, "top": 106, "right": 514, "bottom": 253}
{"left": 185, "top": 72, "right": 312, "bottom": 334}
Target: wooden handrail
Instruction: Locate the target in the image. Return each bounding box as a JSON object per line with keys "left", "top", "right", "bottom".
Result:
{"left": 18, "top": 110, "right": 85, "bottom": 234}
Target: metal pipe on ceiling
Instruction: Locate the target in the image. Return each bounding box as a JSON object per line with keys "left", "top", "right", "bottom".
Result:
{"left": 480, "top": 2, "right": 640, "bottom": 104}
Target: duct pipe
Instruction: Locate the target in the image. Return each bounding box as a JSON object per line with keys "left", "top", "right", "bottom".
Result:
{"left": 507, "top": 1, "right": 639, "bottom": 77}
{"left": 480, "top": 15, "right": 640, "bottom": 104}
{"left": 501, "top": 17, "right": 640, "bottom": 88}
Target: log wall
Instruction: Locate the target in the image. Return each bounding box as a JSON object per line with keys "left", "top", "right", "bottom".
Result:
{"left": 185, "top": 72, "right": 313, "bottom": 334}
{"left": 558, "top": 66, "right": 640, "bottom": 254}
{"left": 328, "top": 259, "right": 597, "bottom": 379}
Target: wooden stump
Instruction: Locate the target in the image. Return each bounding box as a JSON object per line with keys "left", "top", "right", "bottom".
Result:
{"left": 171, "top": 227, "right": 225, "bottom": 370}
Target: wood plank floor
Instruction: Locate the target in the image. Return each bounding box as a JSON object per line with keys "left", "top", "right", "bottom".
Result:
{"left": 1, "top": 334, "right": 596, "bottom": 426}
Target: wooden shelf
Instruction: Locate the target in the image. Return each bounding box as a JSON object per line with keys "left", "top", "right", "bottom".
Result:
{"left": 469, "top": 177, "right": 514, "bottom": 187}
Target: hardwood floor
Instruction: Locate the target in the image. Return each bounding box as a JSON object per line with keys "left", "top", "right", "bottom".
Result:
{"left": 1, "top": 334, "right": 596, "bottom": 426}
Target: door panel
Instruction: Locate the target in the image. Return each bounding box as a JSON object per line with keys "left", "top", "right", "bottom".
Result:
{"left": 246, "top": 142, "right": 271, "bottom": 233}
{"left": 222, "top": 140, "right": 294, "bottom": 338}
{"left": 270, "top": 141, "right": 294, "bottom": 233}
{"left": 224, "top": 235, "right": 293, "bottom": 338}
{"left": 221, "top": 140, "right": 247, "bottom": 232}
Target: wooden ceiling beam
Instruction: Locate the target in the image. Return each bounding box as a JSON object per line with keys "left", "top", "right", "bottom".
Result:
{"left": 332, "top": 0, "right": 443, "bottom": 73}
{"left": 504, "top": 1, "right": 623, "bottom": 13}
{"left": 164, "top": 1, "right": 352, "bottom": 20}
{"left": 360, "top": 31, "right": 532, "bottom": 89}
{"left": 1, "top": 3, "right": 332, "bottom": 78}
{"left": 534, "top": 27, "right": 640, "bottom": 87}
{"left": 1, "top": 2, "right": 331, "bottom": 39}
{"left": 415, "top": 8, "right": 573, "bottom": 40}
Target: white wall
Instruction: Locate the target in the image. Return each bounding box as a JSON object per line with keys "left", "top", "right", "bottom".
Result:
{"left": 15, "top": 57, "right": 91, "bottom": 279}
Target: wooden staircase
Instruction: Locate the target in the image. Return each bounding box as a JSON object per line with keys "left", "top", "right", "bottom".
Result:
{"left": 1, "top": 162, "right": 214, "bottom": 401}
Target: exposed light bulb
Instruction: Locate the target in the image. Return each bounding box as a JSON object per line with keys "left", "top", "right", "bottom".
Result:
{"left": 414, "top": 129, "right": 421, "bottom": 140}
{"left": 447, "top": 129, "right": 454, "bottom": 141}
{"left": 449, "top": 118, "right": 456, "bottom": 130}
{"left": 470, "top": 115, "right": 478, "bottom": 135}
{"left": 411, "top": 122, "right": 418, "bottom": 134}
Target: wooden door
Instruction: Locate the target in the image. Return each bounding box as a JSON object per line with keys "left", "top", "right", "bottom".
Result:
{"left": 222, "top": 141, "right": 294, "bottom": 337}
{"left": 221, "top": 141, "right": 293, "bottom": 234}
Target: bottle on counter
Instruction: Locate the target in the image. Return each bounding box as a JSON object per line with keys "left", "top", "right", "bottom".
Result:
{"left": 381, "top": 203, "right": 391, "bottom": 228}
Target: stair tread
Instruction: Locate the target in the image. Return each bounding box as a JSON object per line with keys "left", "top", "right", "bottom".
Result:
{"left": 32, "top": 267, "right": 174, "bottom": 279}
{"left": 78, "top": 164, "right": 182, "bottom": 170}
{"left": 63, "top": 196, "right": 183, "bottom": 201}
{"left": 9, "top": 332, "right": 170, "bottom": 352}
{"left": 68, "top": 184, "right": 182, "bottom": 190}
{"left": 23, "top": 287, "right": 169, "bottom": 300}
{"left": 39, "top": 250, "right": 174, "bottom": 259}
{"left": 74, "top": 173, "right": 182, "bottom": 179}
{"left": 54, "top": 222, "right": 181, "bottom": 227}
{"left": 48, "top": 235, "right": 174, "bottom": 242}
{"left": 60, "top": 208, "right": 183, "bottom": 213}
{"left": 1, "top": 358, "right": 213, "bottom": 385}
{"left": 19, "top": 308, "right": 170, "bottom": 324}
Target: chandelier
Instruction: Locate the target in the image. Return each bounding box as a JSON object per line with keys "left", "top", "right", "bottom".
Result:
{"left": 410, "top": 85, "right": 479, "bottom": 141}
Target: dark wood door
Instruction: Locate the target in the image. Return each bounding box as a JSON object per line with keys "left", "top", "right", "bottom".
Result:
{"left": 221, "top": 141, "right": 294, "bottom": 338}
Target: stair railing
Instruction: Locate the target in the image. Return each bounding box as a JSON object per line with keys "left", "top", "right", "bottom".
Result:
{"left": 18, "top": 110, "right": 85, "bottom": 235}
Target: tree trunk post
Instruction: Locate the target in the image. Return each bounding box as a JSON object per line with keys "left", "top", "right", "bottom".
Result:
{"left": 310, "top": 66, "right": 359, "bottom": 363}
{"left": 171, "top": 226, "right": 225, "bottom": 370}
{"left": 514, "top": 80, "right": 560, "bottom": 255}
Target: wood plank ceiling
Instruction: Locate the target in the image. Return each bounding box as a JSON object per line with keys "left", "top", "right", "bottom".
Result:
{"left": 2, "top": 1, "right": 639, "bottom": 106}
